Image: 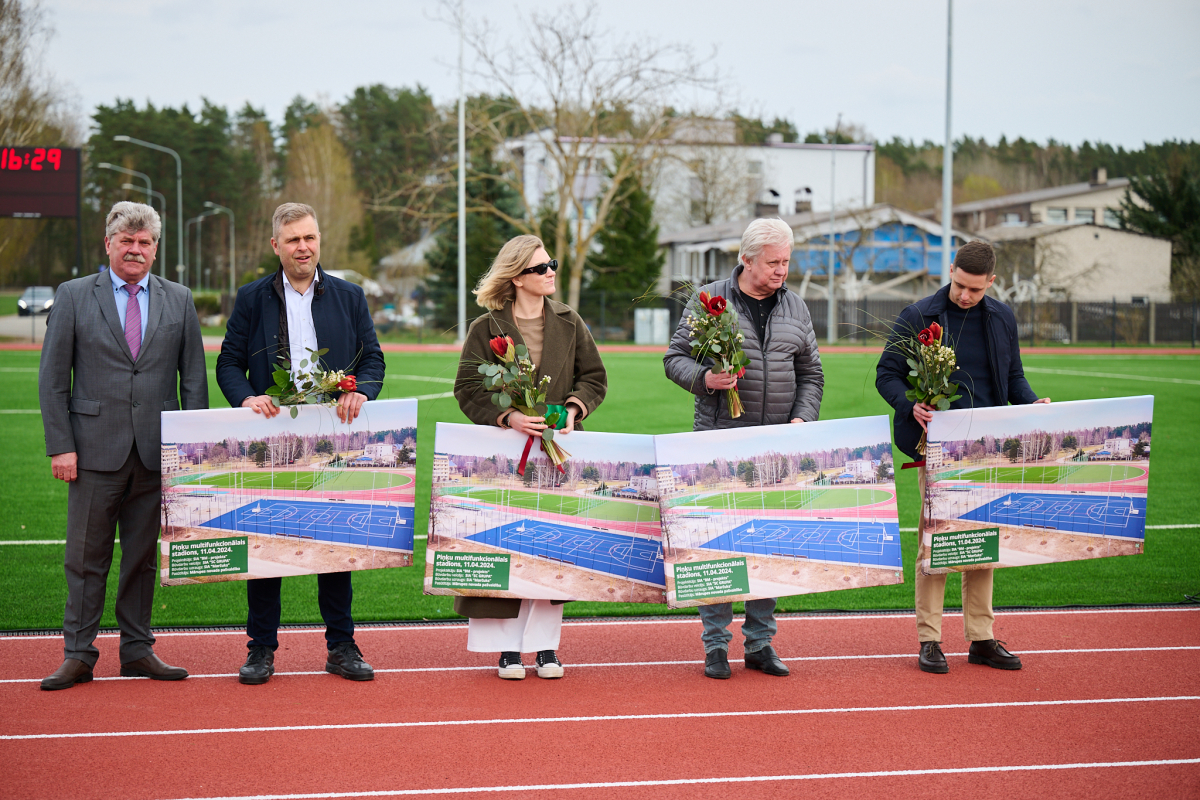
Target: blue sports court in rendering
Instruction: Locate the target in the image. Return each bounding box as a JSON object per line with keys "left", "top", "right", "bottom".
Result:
{"left": 465, "top": 521, "right": 665, "bottom": 585}
{"left": 698, "top": 519, "right": 903, "bottom": 568}
{"left": 201, "top": 499, "right": 415, "bottom": 550}
{"left": 958, "top": 492, "right": 1146, "bottom": 539}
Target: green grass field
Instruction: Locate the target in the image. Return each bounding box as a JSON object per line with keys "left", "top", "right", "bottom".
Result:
{"left": 1, "top": 349, "right": 1197, "bottom": 629}
{"left": 441, "top": 486, "right": 660, "bottom": 522}
{"left": 671, "top": 487, "right": 892, "bottom": 511}
{"left": 176, "top": 469, "right": 414, "bottom": 492}
{"left": 938, "top": 464, "right": 1146, "bottom": 484}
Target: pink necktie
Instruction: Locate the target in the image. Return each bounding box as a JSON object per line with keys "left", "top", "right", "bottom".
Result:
{"left": 124, "top": 284, "right": 142, "bottom": 360}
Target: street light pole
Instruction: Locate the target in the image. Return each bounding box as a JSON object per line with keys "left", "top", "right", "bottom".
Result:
{"left": 204, "top": 202, "right": 235, "bottom": 300}
{"left": 940, "top": 0, "right": 954, "bottom": 287}
{"left": 826, "top": 113, "right": 842, "bottom": 345}
{"left": 113, "top": 135, "right": 184, "bottom": 282}
{"left": 122, "top": 184, "right": 169, "bottom": 277}
{"left": 456, "top": 0, "right": 467, "bottom": 344}
{"left": 98, "top": 163, "right": 152, "bottom": 204}
{"left": 187, "top": 209, "right": 221, "bottom": 292}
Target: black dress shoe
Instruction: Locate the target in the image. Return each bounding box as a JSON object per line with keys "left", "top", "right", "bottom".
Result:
{"left": 968, "top": 639, "right": 1023, "bottom": 670}
{"left": 745, "top": 645, "right": 790, "bottom": 676}
{"left": 239, "top": 646, "right": 275, "bottom": 685}
{"left": 41, "top": 658, "right": 93, "bottom": 691}
{"left": 120, "top": 652, "right": 188, "bottom": 680}
{"left": 704, "top": 649, "right": 731, "bottom": 679}
{"left": 326, "top": 642, "right": 374, "bottom": 681}
{"left": 919, "top": 641, "right": 949, "bottom": 674}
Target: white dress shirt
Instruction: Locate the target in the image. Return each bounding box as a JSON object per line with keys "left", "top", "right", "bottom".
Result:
{"left": 282, "top": 274, "right": 319, "bottom": 378}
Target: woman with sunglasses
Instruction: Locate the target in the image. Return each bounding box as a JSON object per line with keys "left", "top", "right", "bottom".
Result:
{"left": 452, "top": 235, "right": 607, "bottom": 680}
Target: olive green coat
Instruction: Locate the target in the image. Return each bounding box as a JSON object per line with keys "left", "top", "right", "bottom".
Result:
{"left": 450, "top": 298, "right": 607, "bottom": 618}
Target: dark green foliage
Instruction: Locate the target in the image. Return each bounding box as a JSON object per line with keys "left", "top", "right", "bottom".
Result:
{"left": 1117, "top": 143, "right": 1200, "bottom": 297}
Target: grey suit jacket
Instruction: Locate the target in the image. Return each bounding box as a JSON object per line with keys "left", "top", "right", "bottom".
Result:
{"left": 38, "top": 271, "right": 208, "bottom": 472}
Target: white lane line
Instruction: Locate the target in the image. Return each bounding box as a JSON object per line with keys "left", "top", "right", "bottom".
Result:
{"left": 410, "top": 391, "right": 455, "bottom": 401}
{"left": 1022, "top": 366, "right": 1200, "bottom": 386}
{"left": 0, "top": 367, "right": 38, "bottom": 372}
{"left": 3, "top": 606, "right": 1196, "bottom": 641}
{"left": 386, "top": 375, "right": 455, "bottom": 384}
{"left": 0, "top": 409, "right": 40, "bottom": 413}
{"left": 0, "top": 540, "right": 65, "bottom": 545}
{"left": 152, "top": 758, "right": 1200, "bottom": 800}
{"left": 3, "top": 645, "right": 1197, "bottom": 685}
{"left": 3, "top": 695, "right": 1197, "bottom": 740}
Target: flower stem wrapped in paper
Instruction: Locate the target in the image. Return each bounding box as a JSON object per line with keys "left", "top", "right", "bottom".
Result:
{"left": 682, "top": 290, "right": 751, "bottom": 418}
{"left": 264, "top": 346, "right": 363, "bottom": 419}
{"left": 477, "top": 335, "right": 571, "bottom": 473}
{"left": 889, "top": 321, "right": 962, "bottom": 455}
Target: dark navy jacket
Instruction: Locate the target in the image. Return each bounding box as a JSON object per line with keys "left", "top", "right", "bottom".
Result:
{"left": 216, "top": 264, "right": 385, "bottom": 406}
{"left": 875, "top": 284, "right": 1039, "bottom": 461}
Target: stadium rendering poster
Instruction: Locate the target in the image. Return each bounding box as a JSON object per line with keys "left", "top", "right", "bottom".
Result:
{"left": 655, "top": 417, "right": 903, "bottom": 609}
{"left": 921, "top": 395, "right": 1152, "bottom": 575}
{"left": 159, "top": 399, "right": 418, "bottom": 585}
{"left": 425, "top": 423, "right": 665, "bottom": 603}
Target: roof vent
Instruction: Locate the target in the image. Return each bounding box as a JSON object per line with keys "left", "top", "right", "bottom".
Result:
{"left": 1090, "top": 167, "right": 1108, "bottom": 186}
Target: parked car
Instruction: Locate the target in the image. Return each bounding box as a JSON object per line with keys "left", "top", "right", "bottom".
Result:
{"left": 17, "top": 286, "right": 55, "bottom": 316}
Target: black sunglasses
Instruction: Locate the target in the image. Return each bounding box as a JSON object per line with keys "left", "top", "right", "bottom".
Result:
{"left": 521, "top": 259, "right": 557, "bottom": 275}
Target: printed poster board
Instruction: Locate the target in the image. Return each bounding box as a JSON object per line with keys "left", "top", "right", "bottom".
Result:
{"left": 425, "top": 423, "right": 665, "bottom": 603}
{"left": 159, "top": 399, "right": 418, "bottom": 585}
{"left": 656, "top": 417, "right": 903, "bottom": 608}
{"left": 920, "top": 395, "right": 1152, "bottom": 575}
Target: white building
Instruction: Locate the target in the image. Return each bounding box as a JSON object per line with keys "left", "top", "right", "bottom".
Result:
{"left": 161, "top": 445, "right": 181, "bottom": 473}
{"left": 653, "top": 466, "right": 678, "bottom": 495}
{"left": 935, "top": 170, "right": 1134, "bottom": 233}
{"left": 843, "top": 459, "right": 876, "bottom": 481}
{"left": 925, "top": 442, "right": 944, "bottom": 470}
{"left": 1103, "top": 438, "right": 1133, "bottom": 458}
{"left": 432, "top": 454, "right": 451, "bottom": 483}
{"left": 364, "top": 443, "right": 397, "bottom": 466}
{"left": 628, "top": 475, "right": 659, "bottom": 497}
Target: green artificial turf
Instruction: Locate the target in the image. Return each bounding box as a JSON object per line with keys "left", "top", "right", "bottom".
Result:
{"left": 442, "top": 487, "right": 661, "bottom": 522}
{"left": 670, "top": 487, "right": 892, "bottom": 511}
{"left": 1, "top": 349, "right": 1197, "bottom": 630}
{"left": 939, "top": 464, "right": 1145, "bottom": 484}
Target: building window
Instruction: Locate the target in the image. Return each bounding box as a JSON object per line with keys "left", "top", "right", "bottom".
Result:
{"left": 1046, "top": 207, "right": 1068, "bottom": 223}
{"left": 1001, "top": 212, "right": 1022, "bottom": 226}
{"left": 1075, "top": 208, "right": 1095, "bottom": 224}
{"left": 1104, "top": 208, "right": 1121, "bottom": 227}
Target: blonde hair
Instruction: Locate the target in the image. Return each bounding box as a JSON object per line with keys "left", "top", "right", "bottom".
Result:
{"left": 473, "top": 235, "right": 545, "bottom": 311}
{"left": 272, "top": 202, "right": 318, "bottom": 239}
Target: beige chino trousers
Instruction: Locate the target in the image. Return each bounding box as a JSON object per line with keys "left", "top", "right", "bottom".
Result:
{"left": 914, "top": 466, "right": 995, "bottom": 643}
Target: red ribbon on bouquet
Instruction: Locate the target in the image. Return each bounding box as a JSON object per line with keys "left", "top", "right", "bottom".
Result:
{"left": 516, "top": 434, "right": 565, "bottom": 476}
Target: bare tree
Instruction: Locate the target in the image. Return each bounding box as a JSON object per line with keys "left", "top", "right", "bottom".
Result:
{"left": 447, "top": 1, "right": 718, "bottom": 309}
{"left": 673, "top": 139, "right": 758, "bottom": 226}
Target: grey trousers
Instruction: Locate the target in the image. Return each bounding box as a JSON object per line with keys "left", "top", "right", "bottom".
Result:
{"left": 63, "top": 444, "right": 160, "bottom": 667}
{"left": 698, "top": 598, "right": 778, "bottom": 654}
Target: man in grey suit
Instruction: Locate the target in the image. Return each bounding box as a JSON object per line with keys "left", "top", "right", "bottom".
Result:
{"left": 38, "top": 201, "right": 208, "bottom": 690}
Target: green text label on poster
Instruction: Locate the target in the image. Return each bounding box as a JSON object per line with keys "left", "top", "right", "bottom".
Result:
{"left": 431, "top": 551, "right": 510, "bottom": 590}
{"left": 169, "top": 537, "right": 248, "bottom": 579}
{"left": 929, "top": 527, "right": 1000, "bottom": 569}
{"left": 673, "top": 557, "right": 750, "bottom": 601}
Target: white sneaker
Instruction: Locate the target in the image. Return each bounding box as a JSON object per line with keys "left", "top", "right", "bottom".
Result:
{"left": 535, "top": 650, "right": 564, "bottom": 679}
{"left": 498, "top": 651, "right": 525, "bottom": 680}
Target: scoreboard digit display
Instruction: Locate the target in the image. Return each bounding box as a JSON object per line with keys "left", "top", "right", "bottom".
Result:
{"left": 0, "top": 146, "right": 81, "bottom": 218}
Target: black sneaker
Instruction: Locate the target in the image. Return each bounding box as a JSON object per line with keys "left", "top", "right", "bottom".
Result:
{"left": 918, "top": 641, "right": 949, "bottom": 674}
{"left": 325, "top": 642, "right": 375, "bottom": 681}
{"left": 498, "top": 651, "right": 525, "bottom": 680}
{"left": 535, "top": 650, "right": 564, "bottom": 679}
{"left": 239, "top": 646, "right": 275, "bottom": 685}
{"left": 704, "top": 649, "right": 731, "bottom": 679}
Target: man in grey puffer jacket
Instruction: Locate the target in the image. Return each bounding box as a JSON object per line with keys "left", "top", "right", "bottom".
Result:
{"left": 663, "top": 218, "right": 825, "bottom": 679}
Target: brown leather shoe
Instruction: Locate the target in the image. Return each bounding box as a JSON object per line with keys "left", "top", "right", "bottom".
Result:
{"left": 968, "top": 639, "right": 1023, "bottom": 670}
{"left": 120, "top": 653, "right": 188, "bottom": 681}
{"left": 41, "top": 658, "right": 93, "bottom": 691}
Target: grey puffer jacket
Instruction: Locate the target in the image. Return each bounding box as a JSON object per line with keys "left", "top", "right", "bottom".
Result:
{"left": 663, "top": 265, "right": 824, "bottom": 431}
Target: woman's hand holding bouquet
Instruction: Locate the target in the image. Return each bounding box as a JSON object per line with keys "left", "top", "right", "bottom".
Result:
{"left": 478, "top": 335, "right": 571, "bottom": 473}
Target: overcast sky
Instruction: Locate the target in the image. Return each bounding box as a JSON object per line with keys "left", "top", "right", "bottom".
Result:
{"left": 162, "top": 399, "right": 417, "bottom": 443}
{"left": 41, "top": 0, "right": 1200, "bottom": 149}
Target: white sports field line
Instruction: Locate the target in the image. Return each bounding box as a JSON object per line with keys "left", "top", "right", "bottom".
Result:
{"left": 1, "top": 605, "right": 1196, "bottom": 641}
{"left": 1022, "top": 366, "right": 1200, "bottom": 386}
{"left": 144, "top": 759, "right": 1200, "bottom": 800}
{"left": 3, "top": 695, "right": 1197, "bottom": 741}
{"left": 2, "top": 645, "right": 1196, "bottom": 685}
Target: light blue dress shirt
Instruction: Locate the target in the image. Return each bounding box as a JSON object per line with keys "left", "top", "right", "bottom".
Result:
{"left": 108, "top": 268, "right": 150, "bottom": 343}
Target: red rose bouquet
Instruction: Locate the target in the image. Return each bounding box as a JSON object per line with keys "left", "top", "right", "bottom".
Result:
{"left": 891, "top": 321, "right": 962, "bottom": 454}
{"left": 477, "top": 335, "right": 570, "bottom": 473}
{"left": 682, "top": 290, "right": 751, "bottom": 418}
{"left": 265, "top": 346, "right": 362, "bottom": 419}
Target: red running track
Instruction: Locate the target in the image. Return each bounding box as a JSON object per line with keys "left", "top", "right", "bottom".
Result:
{"left": 2, "top": 608, "right": 1197, "bottom": 799}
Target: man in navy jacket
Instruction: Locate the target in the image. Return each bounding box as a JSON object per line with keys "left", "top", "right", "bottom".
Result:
{"left": 216, "top": 202, "right": 385, "bottom": 685}
{"left": 876, "top": 241, "right": 1049, "bottom": 675}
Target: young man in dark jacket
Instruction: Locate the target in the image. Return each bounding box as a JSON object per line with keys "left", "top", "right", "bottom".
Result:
{"left": 876, "top": 241, "right": 1049, "bottom": 674}
{"left": 216, "top": 203, "right": 385, "bottom": 685}
{"left": 664, "top": 218, "right": 824, "bottom": 679}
